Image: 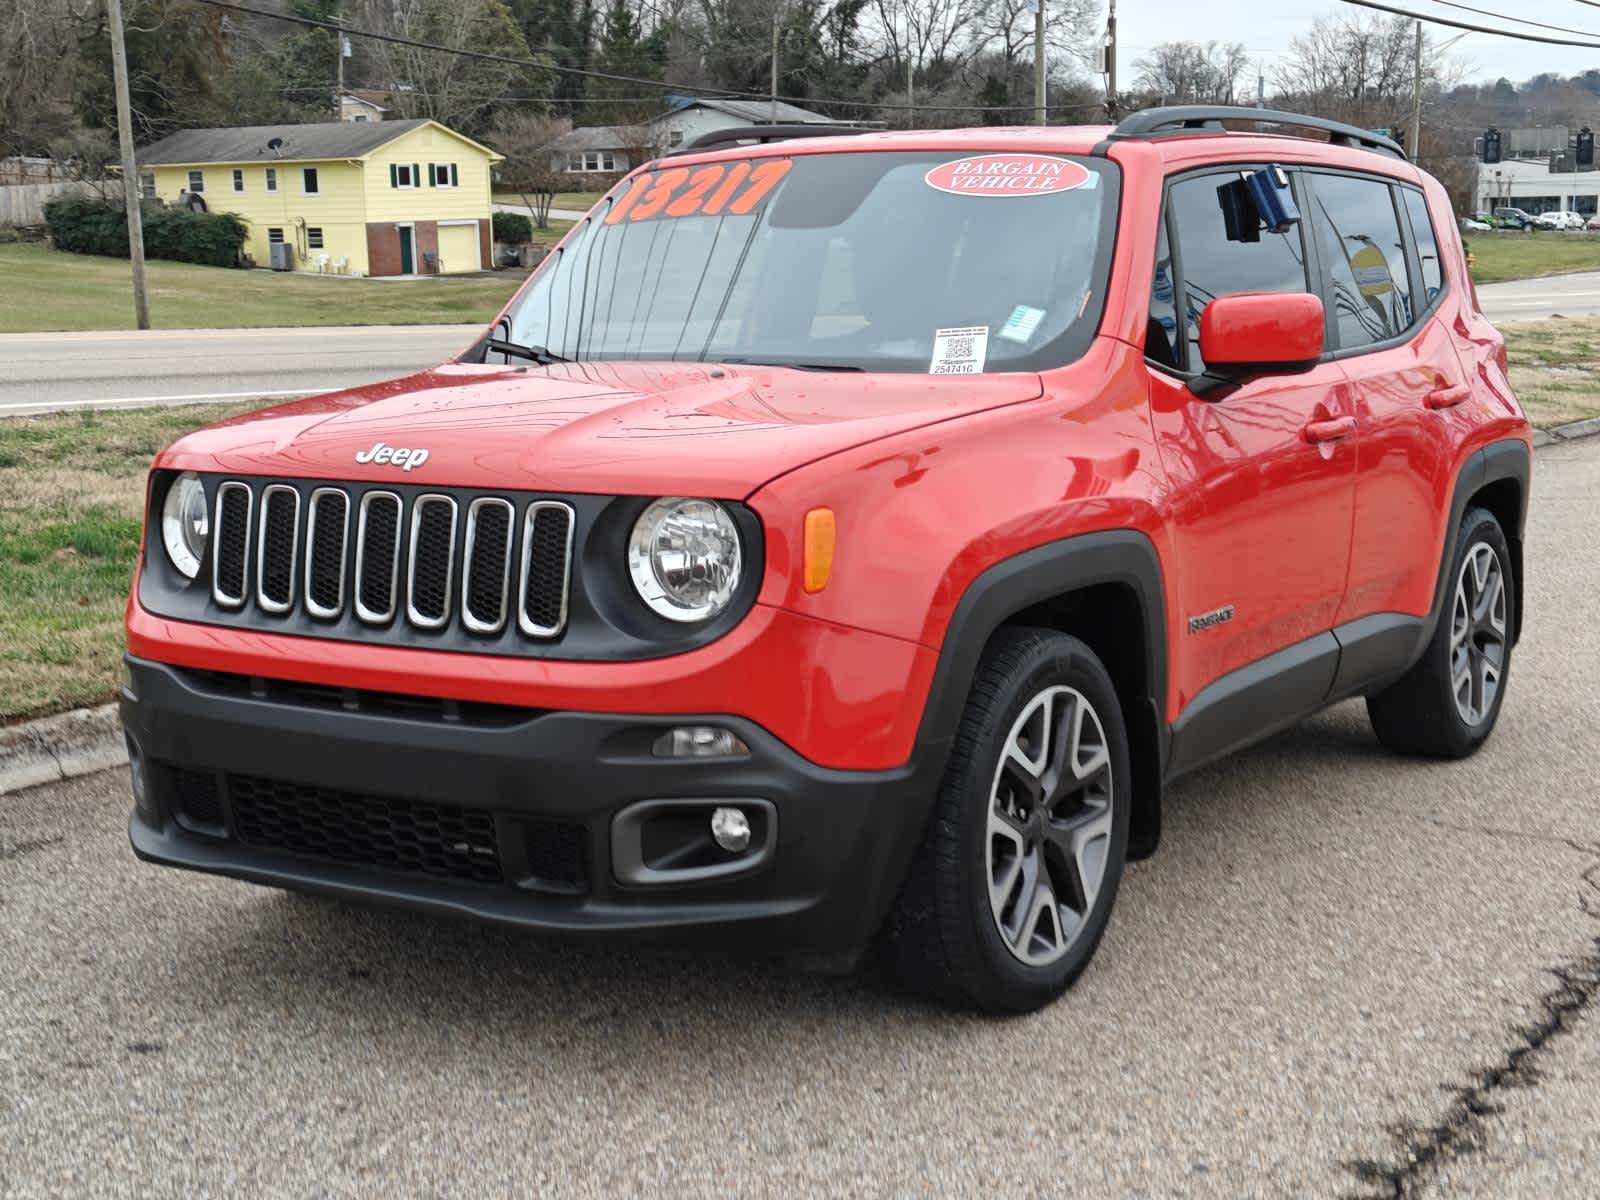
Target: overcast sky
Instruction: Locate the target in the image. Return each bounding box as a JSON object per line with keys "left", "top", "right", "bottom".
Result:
{"left": 1113, "top": 0, "right": 1600, "bottom": 87}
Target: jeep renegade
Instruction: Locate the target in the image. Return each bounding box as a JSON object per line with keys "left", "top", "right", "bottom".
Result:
{"left": 123, "top": 107, "right": 1532, "bottom": 1013}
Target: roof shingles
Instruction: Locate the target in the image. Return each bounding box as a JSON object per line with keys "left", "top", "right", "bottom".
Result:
{"left": 137, "top": 119, "right": 433, "bottom": 166}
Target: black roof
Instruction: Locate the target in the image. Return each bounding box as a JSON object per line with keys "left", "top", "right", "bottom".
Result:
{"left": 137, "top": 119, "right": 434, "bottom": 166}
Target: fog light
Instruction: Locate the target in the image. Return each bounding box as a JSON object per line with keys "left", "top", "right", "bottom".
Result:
{"left": 125, "top": 733, "right": 150, "bottom": 814}
{"left": 710, "top": 806, "right": 751, "bottom": 853}
{"left": 653, "top": 725, "right": 750, "bottom": 759}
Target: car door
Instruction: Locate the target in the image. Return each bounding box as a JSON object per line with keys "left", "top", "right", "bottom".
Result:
{"left": 1303, "top": 173, "right": 1468, "bottom": 653}
{"left": 1147, "top": 166, "right": 1358, "bottom": 721}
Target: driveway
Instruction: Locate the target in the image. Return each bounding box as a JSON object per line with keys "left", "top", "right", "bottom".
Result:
{"left": 2, "top": 440, "right": 1596, "bottom": 1196}
{"left": 0, "top": 325, "right": 480, "bottom": 418}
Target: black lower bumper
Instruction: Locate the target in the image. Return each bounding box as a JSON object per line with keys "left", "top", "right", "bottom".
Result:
{"left": 121, "top": 658, "right": 942, "bottom": 962}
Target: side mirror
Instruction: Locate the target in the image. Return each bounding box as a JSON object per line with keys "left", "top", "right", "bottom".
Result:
{"left": 1196, "top": 292, "right": 1325, "bottom": 385}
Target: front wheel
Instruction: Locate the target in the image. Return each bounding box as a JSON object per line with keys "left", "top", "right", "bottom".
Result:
{"left": 882, "top": 628, "right": 1131, "bottom": 1014}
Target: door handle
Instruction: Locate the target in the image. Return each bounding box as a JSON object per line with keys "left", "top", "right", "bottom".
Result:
{"left": 1303, "top": 416, "right": 1357, "bottom": 444}
{"left": 1425, "top": 383, "right": 1470, "bottom": 410}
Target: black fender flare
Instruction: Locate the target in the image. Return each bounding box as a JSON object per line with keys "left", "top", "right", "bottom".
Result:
{"left": 1419, "top": 437, "right": 1531, "bottom": 653}
{"left": 911, "top": 529, "right": 1170, "bottom": 859}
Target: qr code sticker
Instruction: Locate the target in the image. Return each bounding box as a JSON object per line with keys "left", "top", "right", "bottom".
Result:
{"left": 929, "top": 325, "right": 989, "bottom": 375}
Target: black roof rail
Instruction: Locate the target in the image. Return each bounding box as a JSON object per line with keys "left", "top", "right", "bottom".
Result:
{"left": 669, "top": 123, "right": 875, "bottom": 156}
{"left": 1108, "top": 105, "right": 1407, "bottom": 161}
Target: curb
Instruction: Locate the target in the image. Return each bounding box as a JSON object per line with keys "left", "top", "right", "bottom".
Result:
{"left": 1533, "top": 414, "right": 1600, "bottom": 448}
{"left": 2, "top": 418, "right": 1598, "bottom": 798}
{"left": 0, "top": 704, "right": 125, "bottom": 796}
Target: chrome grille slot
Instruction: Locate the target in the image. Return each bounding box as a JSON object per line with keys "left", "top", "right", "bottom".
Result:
{"left": 462, "top": 497, "right": 514, "bottom": 634}
{"left": 304, "top": 488, "right": 350, "bottom": 619}
{"left": 211, "top": 482, "right": 252, "bottom": 608}
{"left": 354, "top": 491, "right": 402, "bottom": 624}
{"left": 256, "top": 485, "right": 301, "bottom": 614}
{"left": 519, "top": 501, "right": 574, "bottom": 637}
{"left": 406, "top": 495, "right": 458, "bottom": 629}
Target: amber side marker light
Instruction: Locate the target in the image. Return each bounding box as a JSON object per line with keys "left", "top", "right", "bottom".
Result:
{"left": 803, "top": 507, "right": 835, "bottom": 593}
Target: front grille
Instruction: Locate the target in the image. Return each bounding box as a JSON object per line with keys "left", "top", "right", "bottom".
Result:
{"left": 196, "top": 479, "right": 574, "bottom": 642}
{"left": 229, "top": 772, "right": 503, "bottom": 883}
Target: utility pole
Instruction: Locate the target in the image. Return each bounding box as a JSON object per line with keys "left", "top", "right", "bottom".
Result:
{"left": 335, "top": 20, "right": 346, "bottom": 118}
{"left": 106, "top": 0, "right": 148, "bottom": 330}
{"left": 1257, "top": 68, "right": 1265, "bottom": 109}
{"left": 1410, "top": 19, "right": 1423, "bottom": 160}
{"left": 905, "top": 13, "right": 915, "bottom": 128}
{"left": 770, "top": 4, "right": 780, "bottom": 124}
{"left": 1104, "top": 0, "right": 1118, "bottom": 120}
{"left": 1033, "top": 0, "right": 1046, "bottom": 126}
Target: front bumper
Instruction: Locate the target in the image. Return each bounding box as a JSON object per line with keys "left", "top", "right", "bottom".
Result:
{"left": 122, "top": 657, "right": 942, "bottom": 960}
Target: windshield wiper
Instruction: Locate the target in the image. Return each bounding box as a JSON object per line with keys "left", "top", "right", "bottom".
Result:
{"left": 487, "top": 336, "right": 570, "bottom": 365}
{"left": 714, "top": 357, "right": 863, "bottom": 372}
{"left": 486, "top": 317, "right": 570, "bottom": 365}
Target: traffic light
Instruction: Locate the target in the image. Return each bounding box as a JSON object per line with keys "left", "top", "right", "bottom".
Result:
{"left": 1483, "top": 126, "right": 1502, "bottom": 164}
{"left": 1578, "top": 127, "right": 1594, "bottom": 168}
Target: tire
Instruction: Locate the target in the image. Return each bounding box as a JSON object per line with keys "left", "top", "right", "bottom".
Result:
{"left": 1367, "top": 507, "right": 1515, "bottom": 758}
{"left": 881, "top": 627, "right": 1132, "bottom": 1014}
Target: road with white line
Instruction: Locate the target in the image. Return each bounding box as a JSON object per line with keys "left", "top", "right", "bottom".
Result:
{"left": 0, "top": 325, "right": 480, "bottom": 417}
{"left": 0, "top": 270, "right": 1586, "bottom": 419}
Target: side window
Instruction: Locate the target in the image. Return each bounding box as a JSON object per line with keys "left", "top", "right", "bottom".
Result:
{"left": 1167, "top": 171, "right": 1311, "bottom": 370}
{"left": 1147, "top": 215, "right": 1180, "bottom": 370}
{"left": 1306, "top": 173, "right": 1412, "bottom": 350}
{"left": 1401, "top": 187, "right": 1443, "bottom": 303}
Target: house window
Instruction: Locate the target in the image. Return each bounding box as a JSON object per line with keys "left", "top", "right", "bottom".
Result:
{"left": 232, "top": 168, "right": 244, "bottom": 192}
{"left": 352, "top": 114, "right": 369, "bottom": 122}
{"left": 392, "top": 162, "right": 417, "bottom": 188}
{"left": 268, "top": 228, "right": 285, "bottom": 244}
{"left": 302, "top": 167, "right": 319, "bottom": 195}
{"left": 307, "top": 227, "right": 324, "bottom": 249}
{"left": 138, "top": 173, "right": 156, "bottom": 199}
{"left": 187, "top": 170, "right": 204, "bottom": 193}
{"left": 566, "top": 151, "right": 616, "bottom": 173}
{"left": 430, "top": 162, "right": 457, "bottom": 188}
{"left": 265, "top": 167, "right": 277, "bottom": 192}
{"left": 668, "top": 131, "right": 684, "bottom": 147}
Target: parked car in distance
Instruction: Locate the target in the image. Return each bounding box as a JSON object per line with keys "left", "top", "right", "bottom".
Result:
{"left": 1534, "top": 210, "right": 1584, "bottom": 231}
{"left": 1492, "top": 206, "right": 1537, "bottom": 230}
{"left": 122, "top": 107, "right": 1533, "bottom": 1014}
{"left": 1461, "top": 217, "right": 1492, "bottom": 232}
{"left": 1585, "top": 213, "right": 1600, "bottom": 231}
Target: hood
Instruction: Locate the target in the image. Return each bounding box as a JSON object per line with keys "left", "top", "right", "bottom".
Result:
{"left": 155, "top": 360, "right": 1044, "bottom": 497}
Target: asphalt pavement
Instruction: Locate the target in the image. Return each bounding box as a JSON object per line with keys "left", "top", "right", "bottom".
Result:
{"left": 1476, "top": 270, "right": 1600, "bottom": 322}
{"left": 0, "top": 325, "right": 480, "bottom": 418}
{"left": 2, "top": 441, "right": 1598, "bottom": 1198}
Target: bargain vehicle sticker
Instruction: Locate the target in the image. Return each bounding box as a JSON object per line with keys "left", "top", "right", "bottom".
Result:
{"left": 924, "top": 154, "right": 1090, "bottom": 197}
{"left": 929, "top": 326, "right": 989, "bottom": 374}
{"left": 604, "top": 160, "right": 793, "bottom": 225}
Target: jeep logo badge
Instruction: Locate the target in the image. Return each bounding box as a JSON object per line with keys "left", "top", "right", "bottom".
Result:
{"left": 355, "top": 441, "right": 430, "bottom": 471}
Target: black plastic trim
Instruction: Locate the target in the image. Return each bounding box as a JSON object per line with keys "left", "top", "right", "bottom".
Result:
{"left": 1110, "top": 106, "right": 1406, "bottom": 160}
{"left": 668, "top": 124, "right": 874, "bottom": 156}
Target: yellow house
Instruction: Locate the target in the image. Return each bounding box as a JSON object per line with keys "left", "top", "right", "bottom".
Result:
{"left": 134, "top": 119, "right": 503, "bottom": 276}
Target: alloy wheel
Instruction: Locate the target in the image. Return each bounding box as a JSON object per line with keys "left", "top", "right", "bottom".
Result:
{"left": 985, "top": 685, "right": 1115, "bottom": 966}
{"left": 1450, "top": 542, "right": 1508, "bottom": 726}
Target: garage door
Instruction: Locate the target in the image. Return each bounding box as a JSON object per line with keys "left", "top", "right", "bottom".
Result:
{"left": 437, "top": 222, "right": 480, "bottom": 274}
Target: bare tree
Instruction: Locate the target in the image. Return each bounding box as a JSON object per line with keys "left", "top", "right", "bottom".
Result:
{"left": 1273, "top": 14, "right": 1463, "bottom": 132}
{"left": 1133, "top": 40, "right": 1248, "bottom": 105}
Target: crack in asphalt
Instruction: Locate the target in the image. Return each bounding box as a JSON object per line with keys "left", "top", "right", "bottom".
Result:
{"left": 1341, "top": 844, "right": 1600, "bottom": 1198}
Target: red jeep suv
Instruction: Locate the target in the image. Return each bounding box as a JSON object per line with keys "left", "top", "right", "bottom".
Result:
{"left": 123, "top": 107, "right": 1531, "bottom": 1012}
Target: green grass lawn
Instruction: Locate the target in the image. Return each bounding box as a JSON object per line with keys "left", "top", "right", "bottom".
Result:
{"left": 0, "top": 317, "right": 1584, "bottom": 724}
{"left": 0, "top": 401, "right": 263, "bottom": 722}
{"left": 1464, "top": 230, "right": 1600, "bottom": 284}
{"left": 0, "top": 243, "right": 527, "bottom": 333}
{"left": 496, "top": 191, "right": 605, "bottom": 214}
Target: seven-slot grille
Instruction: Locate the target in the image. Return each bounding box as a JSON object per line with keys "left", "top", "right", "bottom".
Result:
{"left": 208, "top": 480, "right": 573, "bottom": 639}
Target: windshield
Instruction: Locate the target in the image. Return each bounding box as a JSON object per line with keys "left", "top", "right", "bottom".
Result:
{"left": 494, "top": 150, "right": 1119, "bottom": 375}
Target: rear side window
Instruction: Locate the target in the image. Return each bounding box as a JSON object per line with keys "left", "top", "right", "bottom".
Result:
{"left": 1305, "top": 173, "right": 1411, "bottom": 350}
{"left": 1401, "top": 188, "right": 1443, "bottom": 303}
{"left": 1165, "top": 172, "right": 1310, "bottom": 370}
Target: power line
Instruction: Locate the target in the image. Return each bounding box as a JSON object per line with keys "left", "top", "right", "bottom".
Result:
{"left": 1413, "top": 0, "right": 1600, "bottom": 40}
{"left": 190, "top": 0, "right": 1105, "bottom": 115}
{"left": 1338, "top": 0, "right": 1600, "bottom": 48}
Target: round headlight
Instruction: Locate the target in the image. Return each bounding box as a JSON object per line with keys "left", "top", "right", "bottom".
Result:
{"left": 627, "top": 498, "right": 743, "bottom": 622}
{"left": 161, "top": 472, "right": 210, "bottom": 580}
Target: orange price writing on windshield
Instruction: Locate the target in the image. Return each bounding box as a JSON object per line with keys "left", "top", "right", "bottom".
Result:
{"left": 604, "top": 160, "right": 792, "bottom": 225}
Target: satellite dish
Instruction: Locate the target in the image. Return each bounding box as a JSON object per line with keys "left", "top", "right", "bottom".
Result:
{"left": 267, "top": 137, "right": 284, "bottom": 158}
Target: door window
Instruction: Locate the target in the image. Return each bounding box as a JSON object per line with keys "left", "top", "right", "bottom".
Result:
{"left": 1166, "top": 171, "right": 1311, "bottom": 370}
{"left": 1305, "top": 173, "right": 1412, "bottom": 350}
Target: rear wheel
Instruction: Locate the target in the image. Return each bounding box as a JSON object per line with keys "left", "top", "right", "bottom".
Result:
{"left": 1367, "top": 507, "right": 1514, "bottom": 758}
{"left": 882, "top": 628, "right": 1131, "bottom": 1014}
